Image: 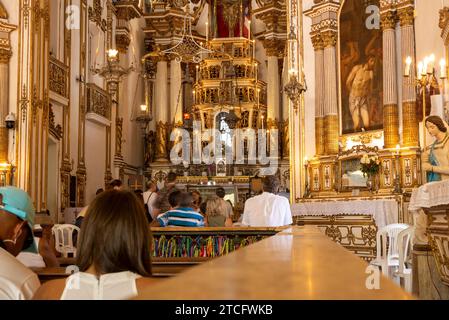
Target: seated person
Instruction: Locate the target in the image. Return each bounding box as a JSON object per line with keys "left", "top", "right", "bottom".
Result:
{"left": 241, "top": 176, "right": 293, "bottom": 227}
{"left": 204, "top": 196, "right": 233, "bottom": 227}
{"left": 191, "top": 190, "right": 203, "bottom": 213}
{"left": 215, "top": 187, "right": 233, "bottom": 218}
{"left": 156, "top": 192, "right": 205, "bottom": 227}
{"left": 17, "top": 225, "right": 59, "bottom": 268}
{"left": 0, "top": 186, "right": 41, "bottom": 300}
{"left": 33, "top": 190, "right": 157, "bottom": 300}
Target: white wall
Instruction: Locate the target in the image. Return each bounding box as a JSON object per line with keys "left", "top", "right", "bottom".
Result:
{"left": 85, "top": 121, "right": 106, "bottom": 203}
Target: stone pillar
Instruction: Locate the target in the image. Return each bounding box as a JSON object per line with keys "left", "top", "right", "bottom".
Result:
{"left": 267, "top": 56, "right": 280, "bottom": 122}
{"left": 155, "top": 59, "right": 169, "bottom": 161}
{"left": 170, "top": 59, "right": 183, "bottom": 126}
{"left": 0, "top": 51, "right": 11, "bottom": 165}
{"left": 311, "top": 32, "right": 325, "bottom": 156}
{"left": 399, "top": 5, "right": 418, "bottom": 147}
{"left": 381, "top": 10, "right": 400, "bottom": 149}
{"left": 321, "top": 30, "right": 339, "bottom": 155}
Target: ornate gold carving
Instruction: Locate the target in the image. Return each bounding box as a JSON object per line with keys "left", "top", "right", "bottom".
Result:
{"left": 263, "top": 38, "right": 286, "bottom": 57}
{"left": 439, "top": 7, "right": 449, "bottom": 30}
{"left": 0, "top": 49, "right": 12, "bottom": 63}
{"left": 282, "top": 119, "right": 289, "bottom": 159}
{"left": 380, "top": 11, "right": 397, "bottom": 30}
{"left": 89, "top": 0, "right": 106, "bottom": 31}
{"left": 402, "top": 101, "right": 419, "bottom": 147}
{"left": 324, "top": 114, "right": 338, "bottom": 154}
{"left": 311, "top": 33, "right": 324, "bottom": 51}
{"left": 48, "top": 105, "right": 62, "bottom": 140}
{"left": 49, "top": 57, "right": 69, "bottom": 98}
{"left": 398, "top": 6, "right": 415, "bottom": 27}
{"left": 315, "top": 117, "right": 324, "bottom": 155}
{"left": 116, "top": 117, "right": 123, "bottom": 157}
{"left": 156, "top": 121, "right": 169, "bottom": 161}
{"left": 86, "top": 83, "right": 111, "bottom": 120}
{"left": 113, "top": 0, "right": 142, "bottom": 21}
{"left": 294, "top": 214, "right": 378, "bottom": 262}
{"left": 321, "top": 30, "right": 338, "bottom": 48}
{"left": 76, "top": 166, "right": 87, "bottom": 207}
{"left": 115, "top": 33, "right": 130, "bottom": 54}
{"left": 383, "top": 103, "right": 400, "bottom": 148}
{"left": 340, "top": 131, "right": 384, "bottom": 148}
{"left": 0, "top": 1, "right": 7, "bottom": 19}
{"left": 23, "top": 0, "right": 30, "bottom": 28}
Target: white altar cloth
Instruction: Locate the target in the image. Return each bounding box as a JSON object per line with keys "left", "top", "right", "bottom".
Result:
{"left": 409, "top": 180, "right": 449, "bottom": 211}
{"left": 291, "top": 199, "right": 399, "bottom": 228}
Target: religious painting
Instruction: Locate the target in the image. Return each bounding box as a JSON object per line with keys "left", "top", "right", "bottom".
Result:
{"left": 340, "top": 0, "right": 383, "bottom": 135}
{"left": 210, "top": 0, "right": 251, "bottom": 38}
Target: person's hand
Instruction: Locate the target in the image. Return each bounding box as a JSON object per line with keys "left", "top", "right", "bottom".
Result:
{"left": 422, "top": 163, "right": 433, "bottom": 172}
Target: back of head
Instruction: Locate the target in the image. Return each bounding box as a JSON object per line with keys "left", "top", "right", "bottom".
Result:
{"left": 108, "top": 179, "right": 123, "bottom": 190}
{"left": 206, "top": 196, "right": 226, "bottom": 217}
{"left": 179, "top": 192, "right": 193, "bottom": 208}
{"left": 262, "top": 175, "right": 280, "bottom": 194}
{"left": 76, "top": 190, "right": 152, "bottom": 276}
{"left": 166, "top": 172, "right": 177, "bottom": 184}
{"left": 215, "top": 187, "right": 226, "bottom": 199}
{"left": 168, "top": 190, "right": 182, "bottom": 208}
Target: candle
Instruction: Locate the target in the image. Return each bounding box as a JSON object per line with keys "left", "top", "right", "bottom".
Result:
{"left": 396, "top": 144, "right": 400, "bottom": 155}
{"left": 423, "top": 57, "right": 429, "bottom": 75}
{"left": 440, "top": 58, "right": 447, "bottom": 79}
{"left": 255, "top": 62, "right": 258, "bottom": 83}
{"left": 304, "top": 156, "right": 309, "bottom": 165}
{"left": 196, "top": 65, "right": 199, "bottom": 82}
{"left": 404, "top": 56, "right": 412, "bottom": 77}
{"left": 253, "top": 40, "right": 256, "bottom": 60}
{"left": 205, "top": 22, "right": 209, "bottom": 42}
{"left": 428, "top": 54, "right": 435, "bottom": 74}
{"left": 248, "top": 20, "right": 251, "bottom": 40}
{"left": 417, "top": 61, "right": 423, "bottom": 80}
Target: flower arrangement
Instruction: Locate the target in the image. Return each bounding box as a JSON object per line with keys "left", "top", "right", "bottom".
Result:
{"left": 360, "top": 154, "right": 380, "bottom": 177}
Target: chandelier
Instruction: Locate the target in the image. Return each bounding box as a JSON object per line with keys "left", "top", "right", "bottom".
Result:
{"left": 161, "top": 4, "right": 212, "bottom": 63}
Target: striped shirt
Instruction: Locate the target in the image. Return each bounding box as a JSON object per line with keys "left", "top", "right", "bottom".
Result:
{"left": 157, "top": 207, "right": 205, "bottom": 227}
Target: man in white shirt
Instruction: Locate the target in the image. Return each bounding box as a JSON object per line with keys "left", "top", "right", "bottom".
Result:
{"left": 242, "top": 176, "right": 293, "bottom": 227}
{"left": 0, "top": 186, "right": 41, "bottom": 300}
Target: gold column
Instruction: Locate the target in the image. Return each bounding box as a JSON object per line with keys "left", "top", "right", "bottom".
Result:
{"left": 398, "top": 5, "right": 418, "bottom": 147}
{"left": 381, "top": 10, "right": 400, "bottom": 149}
{"left": 321, "top": 30, "right": 339, "bottom": 155}
{"left": 311, "top": 32, "right": 325, "bottom": 156}
{"left": 0, "top": 50, "right": 12, "bottom": 165}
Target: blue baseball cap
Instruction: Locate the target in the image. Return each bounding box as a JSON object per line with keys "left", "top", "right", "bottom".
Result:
{"left": 0, "top": 186, "right": 37, "bottom": 253}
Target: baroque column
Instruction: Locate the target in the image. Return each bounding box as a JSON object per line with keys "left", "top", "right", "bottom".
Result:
{"left": 264, "top": 39, "right": 281, "bottom": 124}
{"left": 381, "top": 8, "right": 400, "bottom": 149}
{"left": 398, "top": 4, "right": 418, "bottom": 147}
{"left": 321, "top": 30, "right": 339, "bottom": 155}
{"left": 155, "top": 58, "right": 169, "bottom": 161}
{"left": 311, "top": 32, "right": 325, "bottom": 156}
{"left": 170, "top": 59, "right": 183, "bottom": 127}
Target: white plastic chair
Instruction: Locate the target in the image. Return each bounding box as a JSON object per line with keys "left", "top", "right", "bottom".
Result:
{"left": 52, "top": 224, "right": 80, "bottom": 258}
{"left": 394, "top": 226, "right": 414, "bottom": 293}
{"left": 370, "top": 223, "right": 409, "bottom": 280}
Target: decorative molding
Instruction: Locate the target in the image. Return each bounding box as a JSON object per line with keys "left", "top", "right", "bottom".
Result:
{"left": 86, "top": 83, "right": 111, "bottom": 121}
{"left": 49, "top": 57, "right": 69, "bottom": 98}
{"left": 48, "top": 105, "right": 63, "bottom": 140}
{"left": 380, "top": 10, "right": 397, "bottom": 30}
{"left": 89, "top": 0, "right": 107, "bottom": 31}
{"left": 321, "top": 30, "right": 337, "bottom": 48}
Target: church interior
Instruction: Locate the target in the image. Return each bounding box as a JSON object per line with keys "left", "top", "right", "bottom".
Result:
{"left": 1, "top": 0, "right": 449, "bottom": 301}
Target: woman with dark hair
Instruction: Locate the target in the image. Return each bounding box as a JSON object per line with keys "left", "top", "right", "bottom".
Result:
{"left": 33, "top": 190, "right": 157, "bottom": 300}
{"left": 422, "top": 115, "right": 449, "bottom": 182}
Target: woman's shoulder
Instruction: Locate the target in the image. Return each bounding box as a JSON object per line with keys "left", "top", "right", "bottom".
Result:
{"left": 33, "top": 278, "right": 66, "bottom": 300}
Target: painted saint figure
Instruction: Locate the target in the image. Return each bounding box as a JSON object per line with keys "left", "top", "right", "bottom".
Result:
{"left": 422, "top": 115, "right": 449, "bottom": 182}
{"left": 346, "top": 55, "right": 376, "bottom": 132}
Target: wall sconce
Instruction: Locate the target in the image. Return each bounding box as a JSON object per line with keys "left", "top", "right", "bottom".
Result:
{"left": 284, "top": 70, "right": 307, "bottom": 113}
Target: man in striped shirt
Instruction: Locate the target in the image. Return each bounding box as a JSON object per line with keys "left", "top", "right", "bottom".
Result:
{"left": 156, "top": 192, "right": 205, "bottom": 227}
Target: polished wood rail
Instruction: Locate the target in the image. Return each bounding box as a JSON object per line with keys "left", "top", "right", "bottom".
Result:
{"left": 137, "top": 226, "right": 413, "bottom": 299}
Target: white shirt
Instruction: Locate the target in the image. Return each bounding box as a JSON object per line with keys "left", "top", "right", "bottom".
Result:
{"left": 142, "top": 191, "right": 158, "bottom": 219}
{"left": 61, "top": 271, "right": 141, "bottom": 300}
{"left": 16, "top": 237, "right": 46, "bottom": 268}
{"left": 0, "top": 247, "right": 41, "bottom": 300}
{"left": 242, "top": 192, "right": 293, "bottom": 227}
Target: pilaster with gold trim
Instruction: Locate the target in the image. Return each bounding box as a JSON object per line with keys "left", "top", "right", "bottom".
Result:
{"left": 381, "top": 8, "right": 399, "bottom": 149}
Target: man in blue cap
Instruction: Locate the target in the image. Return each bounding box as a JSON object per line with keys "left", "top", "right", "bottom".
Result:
{"left": 0, "top": 186, "right": 41, "bottom": 299}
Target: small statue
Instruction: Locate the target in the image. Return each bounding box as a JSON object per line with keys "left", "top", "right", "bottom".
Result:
{"left": 144, "top": 131, "right": 156, "bottom": 166}
{"left": 422, "top": 115, "right": 449, "bottom": 182}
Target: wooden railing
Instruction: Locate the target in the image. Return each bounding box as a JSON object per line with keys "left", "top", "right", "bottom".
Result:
{"left": 49, "top": 57, "right": 69, "bottom": 98}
